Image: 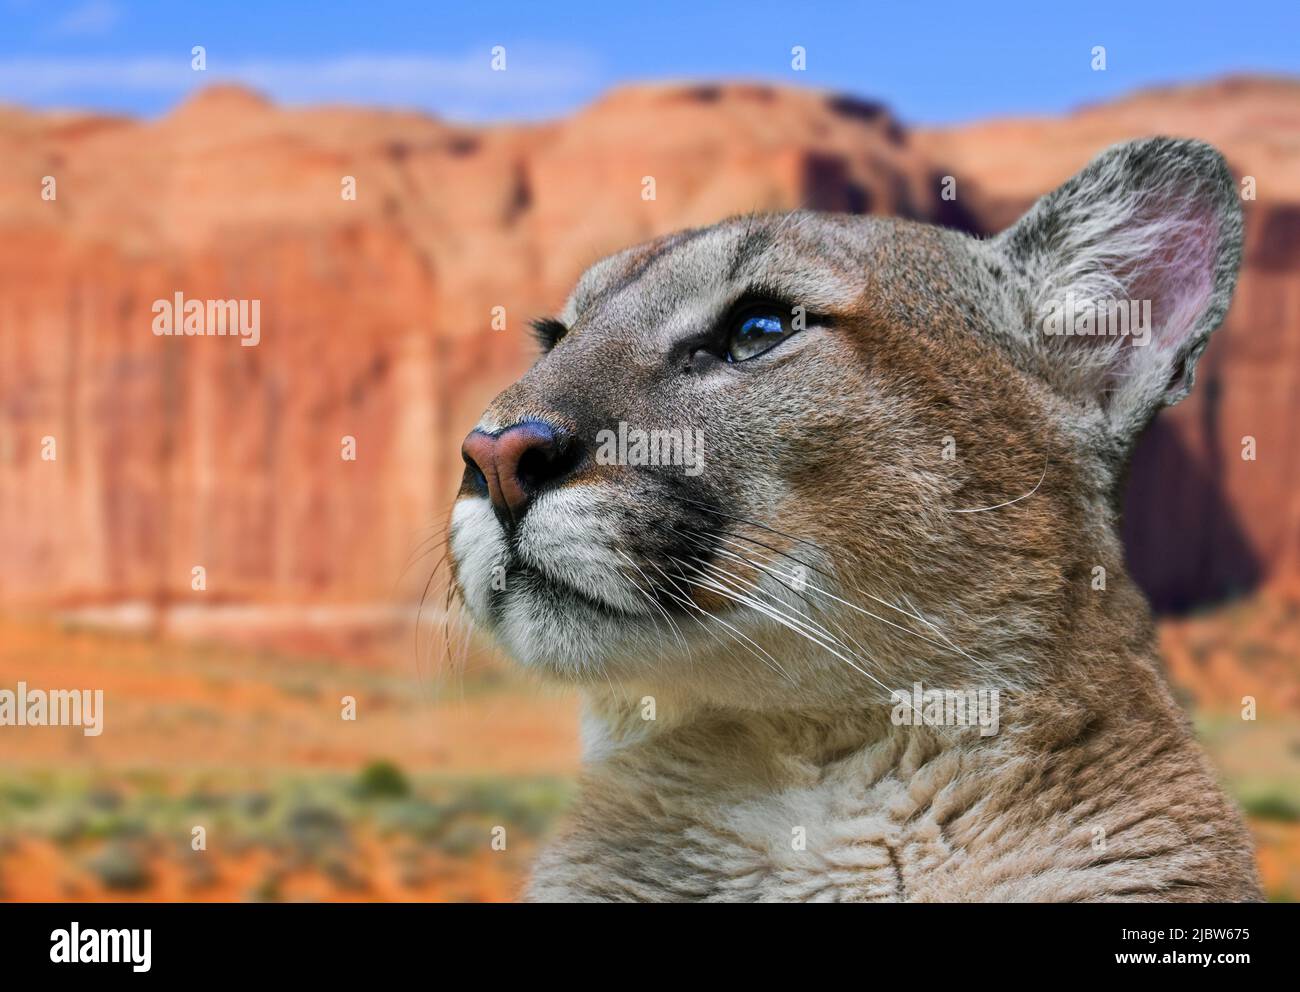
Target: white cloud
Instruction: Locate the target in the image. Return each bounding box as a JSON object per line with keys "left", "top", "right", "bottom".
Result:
{"left": 0, "top": 56, "right": 180, "bottom": 92}
{"left": 48, "top": 0, "right": 121, "bottom": 38}
{"left": 0, "top": 47, "right": 602, "bottom": 119}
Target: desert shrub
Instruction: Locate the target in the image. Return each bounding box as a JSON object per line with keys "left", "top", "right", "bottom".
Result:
{"left": 87, "top": 842, "right": 152, "bottom": 892}
{"left": 375, "top": 798, "right": 447, "bottom": 840}
{"left": 437, "top": 821, "right": 488, "bottom": 858}
{"left": 353, "top": 760, "right": 410, "bottom": 800}
{"left": 1241, "top": 792, "right": 1300, "bottom": 822}
{"left": 283, "top": 803, "right": 350, "bottom": 861}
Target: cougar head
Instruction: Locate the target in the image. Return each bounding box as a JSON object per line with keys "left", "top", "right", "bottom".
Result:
{"left": 448, "top": 138, "right": 1242, "bottom": 711}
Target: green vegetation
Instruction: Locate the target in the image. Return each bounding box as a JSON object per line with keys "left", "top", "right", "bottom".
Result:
{"left": 0, "top": 767, "right": 573, "bottom": 869}
{"left": 353, "top": 760, "right": 411, "bottom": 800}
{"left": 1239, "top": 791, "right": 1300, "bottom": 823}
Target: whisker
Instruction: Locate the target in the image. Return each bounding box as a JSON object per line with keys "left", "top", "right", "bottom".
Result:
{"left": 714, "top": 530, "right": 997, "bottom": 674}
{"left": 414, "top": 551, "right": 446, "bottom": 679}
{"left": 670, "top": 551, "right": 842, "bottom": 660}
{"left": 643, "top": 557, "right": 797, "bottom": 685}
{"left": 667, "top": 553, "right": 895, "bottom": 695}
{"left": 396, "top": 543, "right": 448, "bottom": 592}
{"left": 614, "top": 548, "right": 690, "bottom": 656}
{"left": 674, "top": 494, "right": 827, "bottom": 557}
{"left": 947, "top": 455, "right": 1048, "bottom": 514}
{"left": 666, "top": 526, "right": 894, "bottom": 679}
{"left": 662, "top": 509, "right": 999, "bottom": 675}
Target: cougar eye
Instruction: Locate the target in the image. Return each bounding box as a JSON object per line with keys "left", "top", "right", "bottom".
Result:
{"left": 725, "top": 307, "right": 797, "bottom": 362}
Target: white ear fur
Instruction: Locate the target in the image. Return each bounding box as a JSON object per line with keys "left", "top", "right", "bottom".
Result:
{"left": 997, "top": 138, "right": 1243, "bottom": 446}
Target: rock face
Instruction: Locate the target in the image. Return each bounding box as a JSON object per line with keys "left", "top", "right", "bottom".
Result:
{"left": 0, "top": 77, "right": 1296, "bottom": 637}
{"left": 0, "top": 83, "right": 946, "bottom": 631}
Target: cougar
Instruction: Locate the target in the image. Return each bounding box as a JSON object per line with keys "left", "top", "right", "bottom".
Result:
{"left": 448, "top": 138, "right": 1261, "bottom": 902}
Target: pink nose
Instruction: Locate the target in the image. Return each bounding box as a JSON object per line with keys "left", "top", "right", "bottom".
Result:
{"left": 461, "top": 421, "right": 567, "bottom": 525}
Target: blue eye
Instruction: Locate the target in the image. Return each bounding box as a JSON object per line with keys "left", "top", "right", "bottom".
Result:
{"left": 726, "top": 309, "right": 796, "bottom": 362}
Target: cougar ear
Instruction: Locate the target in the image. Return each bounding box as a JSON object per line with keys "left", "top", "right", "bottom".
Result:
{"left": 996, "top": 137, "right": 1243, "bottom": 447}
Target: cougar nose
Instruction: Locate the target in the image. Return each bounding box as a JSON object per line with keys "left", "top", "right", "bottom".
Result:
{"left": 461, "top": 420, "right": 576, "bottom": 526}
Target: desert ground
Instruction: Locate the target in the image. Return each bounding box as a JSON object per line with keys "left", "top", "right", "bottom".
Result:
{"left": 1, "top": 587, "right": 1296, "bottom": 902}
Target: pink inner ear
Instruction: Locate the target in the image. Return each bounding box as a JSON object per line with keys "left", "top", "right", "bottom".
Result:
{"left": 1127, "top": 204, "right": 1220, "bottom": 356}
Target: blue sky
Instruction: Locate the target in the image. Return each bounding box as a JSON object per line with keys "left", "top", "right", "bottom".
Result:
{"left": 1, "top": 0, "right": 1297, "bottom": 124}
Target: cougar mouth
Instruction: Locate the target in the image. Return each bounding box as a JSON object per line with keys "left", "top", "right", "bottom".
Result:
{"left": 448, "top": 488, "right": 718, "bottom": 671}
{"left": 493, "top": 558, "right": 654, "bottom": 625}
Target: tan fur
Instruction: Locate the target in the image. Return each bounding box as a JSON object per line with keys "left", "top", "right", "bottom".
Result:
{"left": 448, "top": 139, "right": 1261, "bottom": 902}
{"left": 530, "top": 599, "right": 1258, "bottom": 901}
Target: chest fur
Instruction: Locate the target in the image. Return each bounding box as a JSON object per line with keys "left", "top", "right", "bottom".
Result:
{"left": 526, "top": 715, "right": 1259, "bottom": 902}
{"left": 529, "top": 732, "right": 984, "bottom": 901}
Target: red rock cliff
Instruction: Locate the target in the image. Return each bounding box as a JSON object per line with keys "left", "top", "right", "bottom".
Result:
{"left": 0, "top": 78, "right": 1295, "bottom": 632}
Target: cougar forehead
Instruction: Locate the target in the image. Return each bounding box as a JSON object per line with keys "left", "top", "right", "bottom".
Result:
{"left": 559, "top": 212, "right": 1017, "bottom": 349}
{"left": 559, "top": 217, "right": 863, "bottom": 333}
